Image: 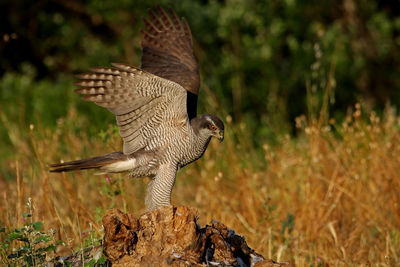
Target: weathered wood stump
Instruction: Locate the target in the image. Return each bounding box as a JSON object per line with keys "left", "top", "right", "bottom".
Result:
{"left": 102, "top": 206, "right": 293, "bottom": 267}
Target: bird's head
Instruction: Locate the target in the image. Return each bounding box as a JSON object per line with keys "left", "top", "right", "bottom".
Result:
{"left": 192, "top": 114, "right": 224, "bottom": 142}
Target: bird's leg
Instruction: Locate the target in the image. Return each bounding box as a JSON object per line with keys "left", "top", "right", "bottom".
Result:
{"left": 145, "top": 164, "right": 177, "bottom": 210}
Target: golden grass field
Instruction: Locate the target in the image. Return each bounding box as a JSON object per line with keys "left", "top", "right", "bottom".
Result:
{"left": 1, "top": 104, "right": 400, "bottom": 266}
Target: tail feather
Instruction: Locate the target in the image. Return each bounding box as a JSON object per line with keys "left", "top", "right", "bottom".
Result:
{"left": 49, "top": 152, "right": 127, "bottom": 173}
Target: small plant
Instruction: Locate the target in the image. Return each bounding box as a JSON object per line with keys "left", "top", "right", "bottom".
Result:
{"left": 0, "top": 198, "right": 62, "bottom": 266}
{"left": 80, "top": 222, "right": 103, "bottom": 250}
{"left": 81, "top": 223, "right": 107, "bottom": 266}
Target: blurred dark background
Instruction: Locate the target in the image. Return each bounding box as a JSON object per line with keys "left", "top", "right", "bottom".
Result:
{"left": 1, "top": 0, "right": 400, "bottom": 151}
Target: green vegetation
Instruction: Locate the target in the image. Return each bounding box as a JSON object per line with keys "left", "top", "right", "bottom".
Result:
{"left": 0, "top": 198, "right": 58, "bottom": 266}
{"left": 1, "top": 0, "right": 400, "bottom": 265}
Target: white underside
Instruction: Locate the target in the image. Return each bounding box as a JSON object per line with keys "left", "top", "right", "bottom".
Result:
{"left": 95, "top": 158, "right": 136, "bottom": 175}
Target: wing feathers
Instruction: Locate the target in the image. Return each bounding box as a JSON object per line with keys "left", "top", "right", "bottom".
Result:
{"left": 142, "top": 18, "right": 160, "bottom": 36}
{"left": 110, "top": 62, "right": 140, "bottom": 73}
{"left": 168, "top": 7, "right": 183, "bottom": 31}
{"left": 75, "top": 73, "right": 115, "bottom": 81}
{"left": 75, "top": 63, "right": 188, "bottom": 155}
{"left": 74, "top": 87, "right": 105, "bottom": 95}
{"left": 156, "top": 6, "right": 175, "bottom": 30}
{"left": 181, "top": 18, "right": 193, "bottom": 45}
{"left": 148, "top": 9, "right": 166, "bottom": 31}
{"left": 89, "top": 67, "right": 121, "bottom": 75}
{"left": 141, "top": 7, "right": 200, "bottom": 100}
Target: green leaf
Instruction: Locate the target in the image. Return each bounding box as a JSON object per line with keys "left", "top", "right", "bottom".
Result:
{"left": 7, "top": 232, "right": 24, "bottom": 241}
{"left": 45, "top": 244, "right": 56, "bottom": 252}
{"left": 96, "top": 256, "right": 107, "bottom": 264}
{"left": 87, "top": 259, "right": 96, "bottom": 267}
{"left": 37, "top": 244, "right": 56, "bottom": 252}
{"left": 31, "top": 221, "right": 43, "bottom": 231}
{"left": 61, "top": 260, "right": 72, "bottom": 266}
{"left": 24, "top": 254, "right": 34, "bottom": 265}
{"left": 34, "top": 235, "right": 52, "bottom": 243}
{"left": 22, "top": 213, "right": 32, "bottom": 218}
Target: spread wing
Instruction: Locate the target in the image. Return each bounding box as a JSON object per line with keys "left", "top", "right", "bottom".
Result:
{"left": 141, "top": 7, "right": 199, "bottom": 120}
{"left": 74, "top": 63, "right": 188, "bottom": 155}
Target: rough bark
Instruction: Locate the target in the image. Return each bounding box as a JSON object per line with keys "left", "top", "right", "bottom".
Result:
{"left": 102, "top": 206, "right": 293, "bottom": 267}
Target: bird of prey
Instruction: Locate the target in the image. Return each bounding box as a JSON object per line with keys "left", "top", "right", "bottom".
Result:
{"left": 49, "top": 7, "right": 224, "bottom": 210}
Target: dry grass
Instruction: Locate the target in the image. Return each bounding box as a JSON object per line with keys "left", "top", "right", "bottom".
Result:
{"left": 1, "top": 104, "right": 400, "bottom": 266}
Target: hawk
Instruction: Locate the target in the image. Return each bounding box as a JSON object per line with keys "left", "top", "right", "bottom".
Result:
{"left": 49, "top": 7, "right": 224, "bottom": 210}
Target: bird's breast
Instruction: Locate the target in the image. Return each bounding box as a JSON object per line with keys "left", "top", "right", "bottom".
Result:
{"left": 175, "top": 135, "right": 211, "bottom": 168}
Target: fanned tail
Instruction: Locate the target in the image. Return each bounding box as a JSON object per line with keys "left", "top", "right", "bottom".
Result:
{"left": 49, "top": 152, "right": 128, "bottom": 173}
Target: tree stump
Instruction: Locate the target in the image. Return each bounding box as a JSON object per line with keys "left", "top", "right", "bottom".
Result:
{"left": 102, "top": 206, "right": 293, "bottom": 267}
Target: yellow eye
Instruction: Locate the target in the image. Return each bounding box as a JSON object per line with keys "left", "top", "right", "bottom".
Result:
{"left": 208, "top": 124, "right": 217, "bottom": 131}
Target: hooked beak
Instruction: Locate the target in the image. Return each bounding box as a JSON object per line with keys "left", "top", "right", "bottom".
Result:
{"left": 218, "top": 131, "right": 224, "bottom": 142}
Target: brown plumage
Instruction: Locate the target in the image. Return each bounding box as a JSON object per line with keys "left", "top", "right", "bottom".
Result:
{"left": 141, "top": 6, "right": 199, "bottom": 120}
{"left": 141, "top": 6, "right": 199, "bottom": 95}
{"left": 49, "top": 152, "right": 127, "bottom": 172}
{"left": 49, "top": 7, "right": 224, "bottom": 210}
